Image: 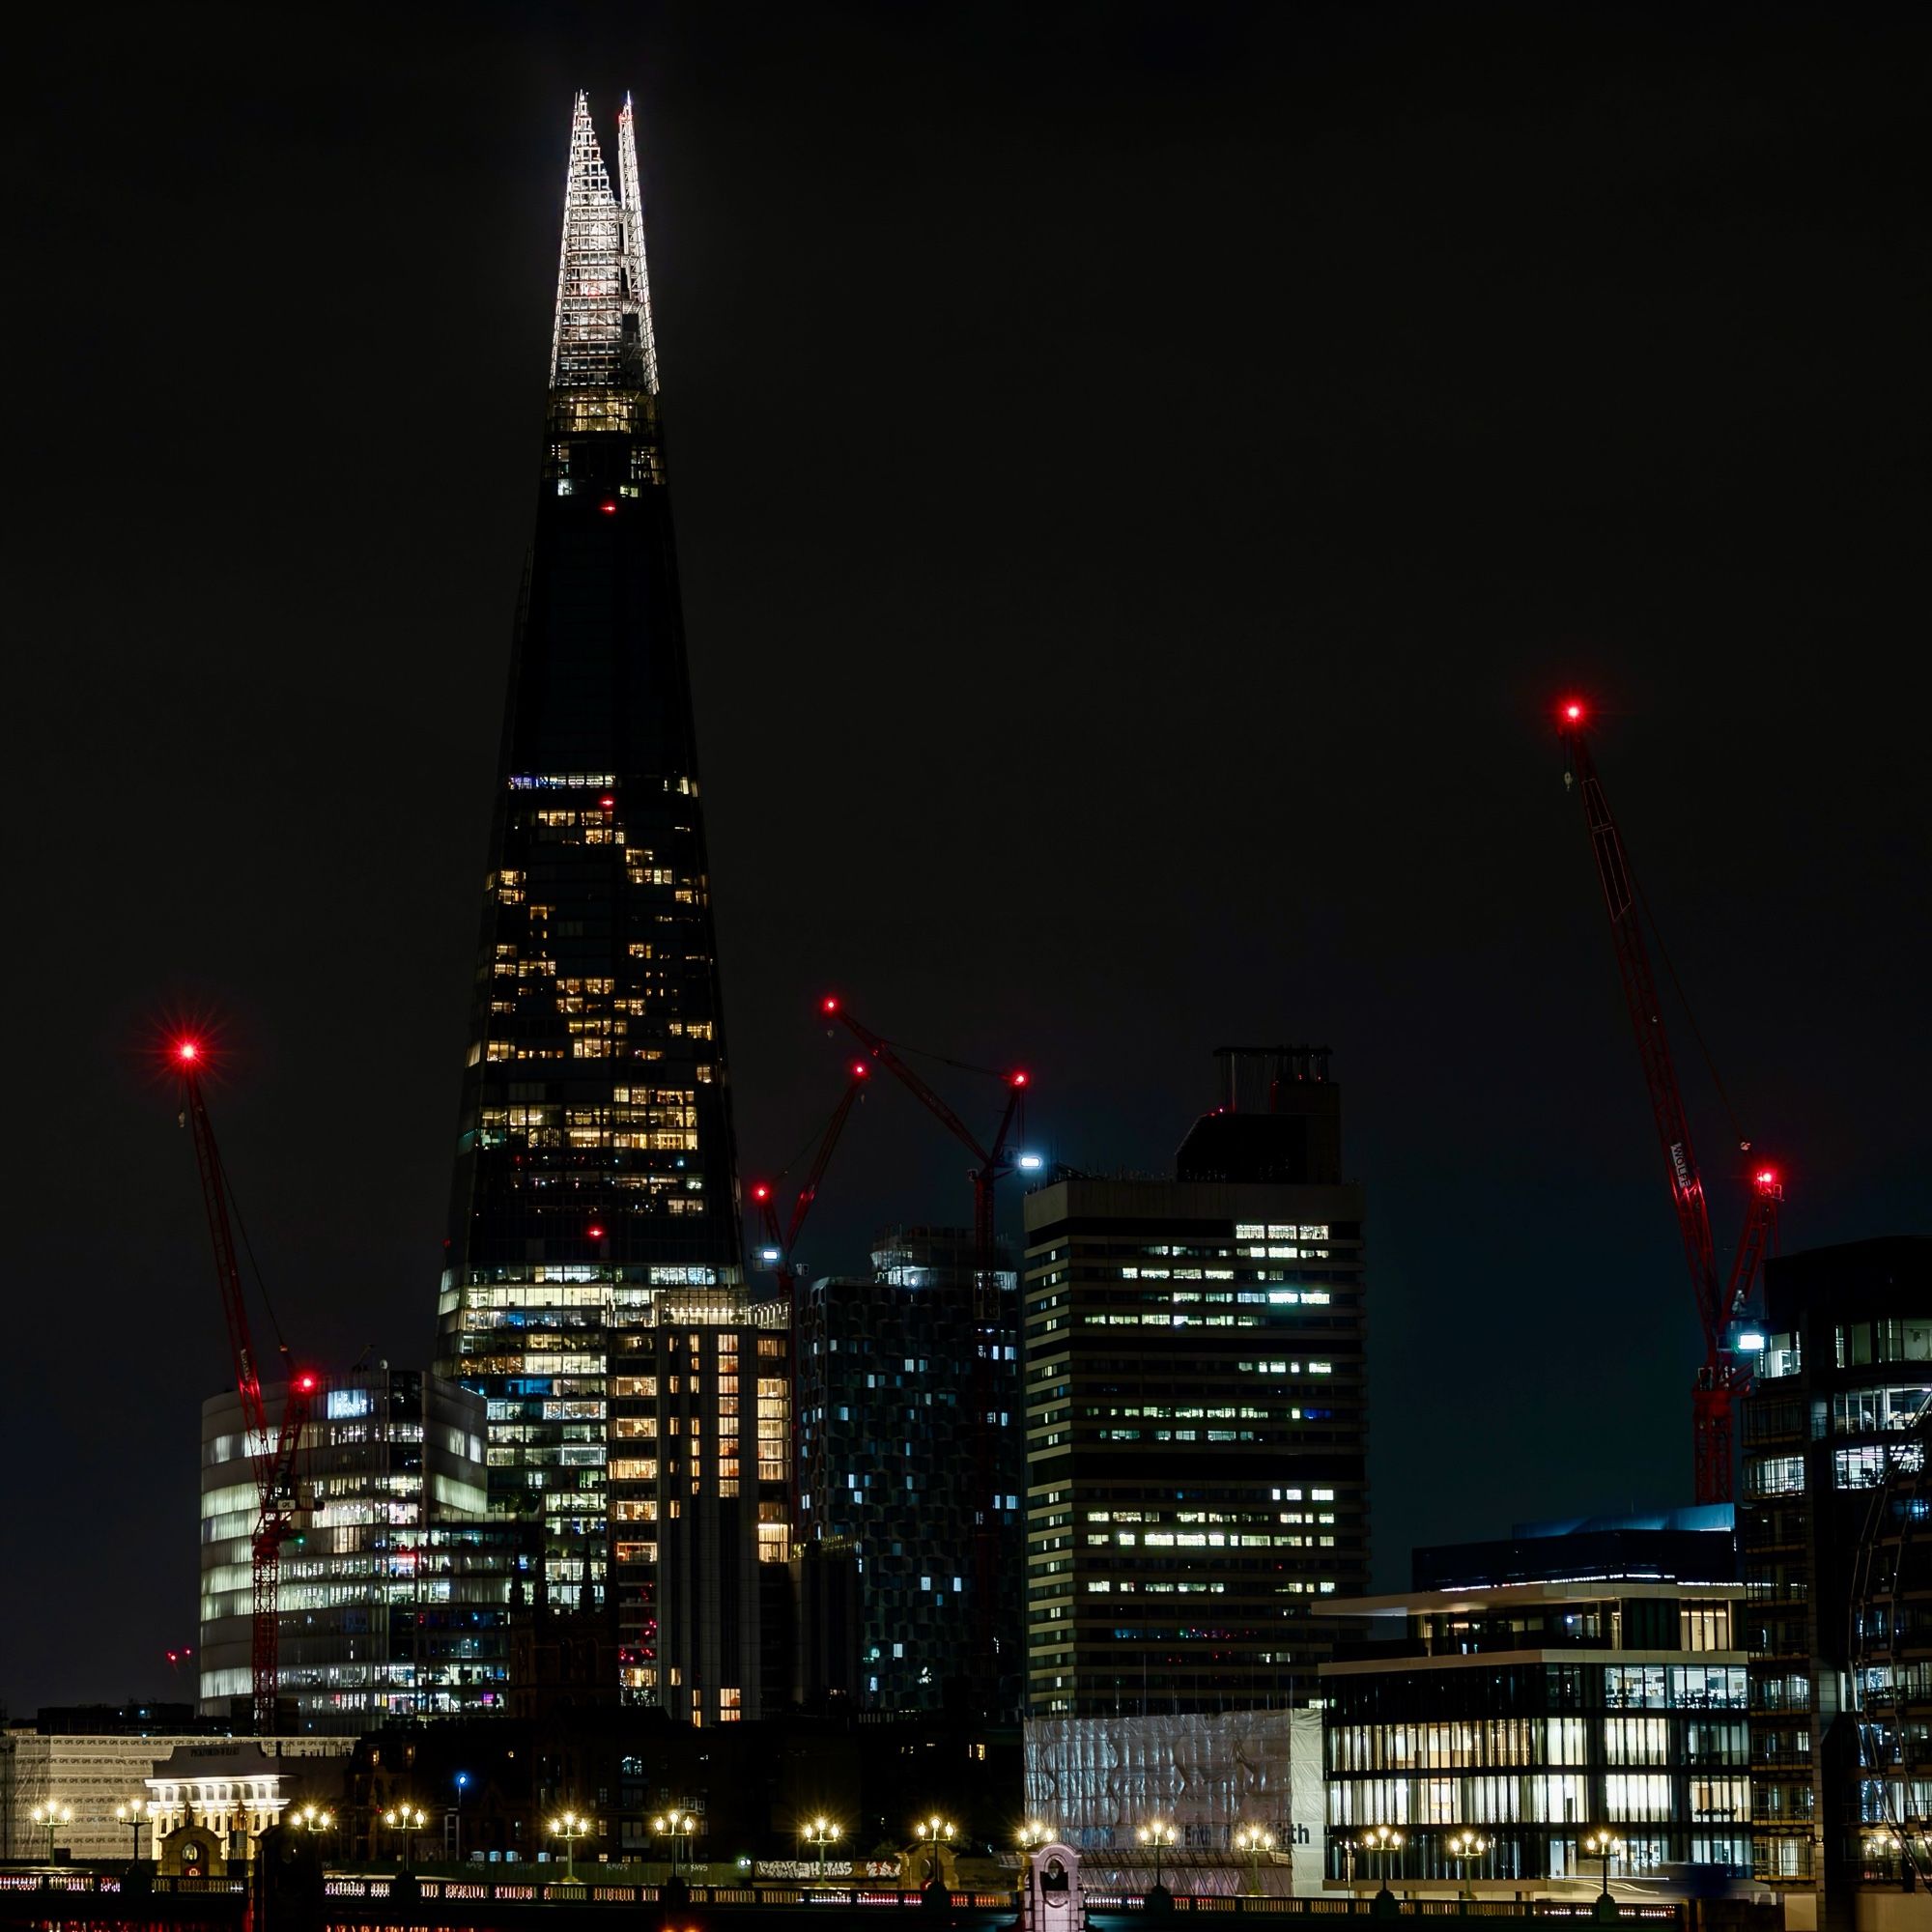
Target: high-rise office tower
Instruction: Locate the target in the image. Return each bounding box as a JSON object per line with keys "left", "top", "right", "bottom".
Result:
{"left": 1020, "top": 1049, "right": 1370, "bottom": 1719}
{"left": 436, "top": 94, "right": 784, "bottom": 1724}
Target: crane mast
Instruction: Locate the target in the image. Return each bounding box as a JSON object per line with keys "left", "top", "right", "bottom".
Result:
{"left": 751, "top": 1063, "right": 870, "bottom": 1516}
{"left": 1557, "top": 707, "right": 1780, "bottom": 1503}
{"left": 176, "top": 1042, "right": 314, "bottom": 1733}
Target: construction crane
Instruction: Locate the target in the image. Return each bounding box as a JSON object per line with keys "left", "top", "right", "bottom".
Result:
{"left": 749, "top": 1060, "right": 870, "bottom": 1512}
{"left": 1556, "top": 703, "right": 1782, "bottom": 1503}
{"left": 174, "top": 1038, "right": 316, "bottom": 1733}
{"left": 818, "top": 996, "right": 1029, "bottom": 1708}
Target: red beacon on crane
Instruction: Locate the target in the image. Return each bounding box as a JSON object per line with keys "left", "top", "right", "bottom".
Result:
{"left": 751, "top": 1182, "right": 771, "bottom": 1203}
{"left": 821, "top": 995, "right": 840, "bottom": 1014}
{"left": 175, "top": 1037, "right": 201, "bottom": 1065}
{"left": 1559, "top": 698, "right": 1587, "bottom": 726}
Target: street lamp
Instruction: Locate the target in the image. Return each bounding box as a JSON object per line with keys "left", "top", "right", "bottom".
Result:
{"left": 653, "top": 1810, "right": 696, "bottom": 1877}
{"left": 804, "top": 1815, "right": 841, "bottom": 1877}
{"left": 31, "top": 1803, "right": 72, "bottom": 1864}
{"left": 914, "top": 1816, "right": 955, "bottom": 1888}
{"left": 550, "top": 1811, "right": 588, "bottom": 1882}
{"left": 1136, "top": 1817, "right": 1178, "bottom": 1893}
{"left": 383, "top": 1805, "right": 427, "bottom": 1874}
{"left": 1354, "top": 1824, "right": 1404, "bottom": 1897}
{"left": 115, "top": 1801, "right": 150, "bottom": 1861}
{"left": 1446, "top": 1829, "right": 1491, "bottom": 1899}
{"left": 296, "top": 1804, "right": 335, "bottom": 1846}
{"left": 1234, "top": 1825, "right": 1275, "bottom": 1897}
{"left": 454, "top": 1775, "right": 469, "bottom": 1864}
{"left": 1581, "top": 1829, "right": 1623, "bottom": 1900}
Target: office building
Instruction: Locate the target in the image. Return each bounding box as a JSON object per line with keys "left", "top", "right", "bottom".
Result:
{"left": 795, "top": 1228, "right": 1021, "bottom": 1712}
{"left": 198, "top": 1368, "right": 522, "bottom": 1728}
{"left": 1738, "top": 1236, "right": 1932, "bottom": 1925}
{"left": 1019, "top": 1048, "right": 1370, "bottom": 1719}
{"left": 1319, "top": 1517, "right": 1749, "bottom": 1889}
{"left": 432, "top": 92, "right": 783, "bottom": 1722}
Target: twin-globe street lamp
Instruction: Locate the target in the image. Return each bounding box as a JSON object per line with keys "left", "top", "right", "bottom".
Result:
{"left": 804, "top": 1815, "right": 841, "bottom": 1876}
{"left": 1234, "top": 1825, "right": 1276, "bottom": 1897}
{"left": 1446, "top": 1829, "right": 1492, "bottom": 1899}
{"left": 1351, "top": 1823, "right": 1404, "bottom": 1895}
{"left": 1581, "top": 1829, "right": 1624, "bottom": 1901}
{"left": 914, "top": 1816, "right": 955, "bottom": 1888}
{"left": 654, "top": 1810, "right": 697, "bottom": 1877}
{"left": 31, "top": 1803, "right": 72, "bottom": 1864}
{"left": 550, "top": 1812, "right": 589, "bottom": 1882}
{"left": 114, "top": 1801, "right": 150, "bottom": 1861}
{"left": 1136, "top": 1817, "right": 1178, "bottom": 1892}
{"left": 383, "top": 1805, "right": 427, "bottom": 1874}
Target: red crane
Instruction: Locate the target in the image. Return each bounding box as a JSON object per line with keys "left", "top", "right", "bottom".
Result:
{"left": 1556, "top": 704, "right": 1782, "bottom": 1503}
{"left": 818, "top": 997, "right": 1028, "bottom": 1707}
{"left": 174, "top": 1038, "right": 316, "bottom": 1732}
{"left": 749, "top": 1060, "right": 870, "bottom": 1513}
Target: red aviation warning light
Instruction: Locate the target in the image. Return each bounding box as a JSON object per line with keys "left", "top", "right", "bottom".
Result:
{"left": 296, "top": 1374, "right": 318, "bottom": 1394}
{"left": 751, "top": 1182, "right": 771, "bottom": 1203}
{"left": 587, "top": 1223, "right": 606, "bottom": 1240}
{"left": 175, "top": 1038, "right": 201, "bottom": 1065}
{"left": 1559, "top": 698, "right": 1586, "bottom": 726}
{"left": 852, "top": 1063, "right": 870, "bottom": 1081}
{"left": 1010, "top": 1070, "right": 1030, "bottom": 1089}
{"left": 821, "top": 995, "right": 840, "bottom": 1014}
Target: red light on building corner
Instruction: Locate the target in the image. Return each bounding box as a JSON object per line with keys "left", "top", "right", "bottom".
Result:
{"left": 599, "top": 795, "right": 615, "bottom": 810}
{"left": 588, "top": 1224, "right": 606, "bottom": 1240}
{"left": 600, "top": 500, "right": 618, "bottom": 515}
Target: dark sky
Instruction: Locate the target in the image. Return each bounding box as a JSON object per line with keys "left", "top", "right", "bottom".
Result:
{"left": 3, "top": 2, "right": 1925, "bottom": 1712}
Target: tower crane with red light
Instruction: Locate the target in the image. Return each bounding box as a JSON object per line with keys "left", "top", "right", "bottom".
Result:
{"left": 818, "top": 997, "right": 1029, "bottom": 1710}
{"left": 173, "top": 1037, "right": 317, "bottom": 1732}
{"left": 749, "top": 1060, "right": 871, "bottom": 1512}
{"left": 1555, "top": 706, "right": 1782, "bottom": 1504}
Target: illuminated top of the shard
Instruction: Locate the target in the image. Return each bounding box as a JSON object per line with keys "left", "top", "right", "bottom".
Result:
{"left": 549, "top": 91, "right": 660, "bottom": 394}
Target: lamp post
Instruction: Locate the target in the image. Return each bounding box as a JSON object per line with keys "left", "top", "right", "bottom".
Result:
{"left": 1581, "top": 1829, "right": 1622, "bottom": 1901}
{"left": 915, "top": 1816, "right": 955, "bottom": 1889}
{"left": 1446, "top": 1829, "right": 1491, "bottom": 1900}
{"left": 653, "top": 1810, "right": 696, "bottom": 1878}
{"left": 550, "top": 1812, "right": 588, "bottom": 1883}
{"left": 1235, "top": 1826, "right": 1275, "bottom": 1898}
{"left": 383, "top": 1805, "right": 426, "bottom": 1874}
{"left": 296, "top": 1805, "right": 335, "bottom": 1851}
{"left": 1356, "top": 1824, "right": 1404, "bottom": 1899}
{"left": 31, "top": 1803, "right": 71, "bottom": 1864}
{"left": 1136, "top": 1817, "right": 1178, "bottom": 1894}
{"left": 454, "top": 1775, "right": 469, "bottom": 1865}
{"left": 804, "top": 1816, "right": 841, "bottom": 1878}
{"left": 116, "top": 1801, "right": 150, "bottom": 1861}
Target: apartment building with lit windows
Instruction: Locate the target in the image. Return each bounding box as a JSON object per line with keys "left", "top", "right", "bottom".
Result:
{"left": 795, "top": 1227, "right": 1022, "bottom": 1712}
{"left": 1019, "top": 1049, "right": 1369, "bottom": 1719}
{"left": 433, "top": 94, "right": 785, "bottom": 1724}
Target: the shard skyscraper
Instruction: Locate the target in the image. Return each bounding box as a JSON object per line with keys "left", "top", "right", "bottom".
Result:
{"left": 437, "top": 94, "right": 787, "bottom": 1726}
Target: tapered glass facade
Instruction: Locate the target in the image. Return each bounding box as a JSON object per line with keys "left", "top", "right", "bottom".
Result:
{"left": 435, "top": 93, "right": 779, "bottom": 1724}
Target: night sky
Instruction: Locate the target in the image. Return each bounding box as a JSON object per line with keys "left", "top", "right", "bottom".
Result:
{"left": 4, "top": 2, "right": 1925, "bottom": 1712}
